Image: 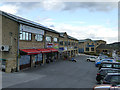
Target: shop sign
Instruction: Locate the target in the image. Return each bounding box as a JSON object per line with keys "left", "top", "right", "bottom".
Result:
{"left": 59, "top": 47, "right": 64, "bottom": 51}
{"left": 89, "top": 45, "right": 94, "bottom": 47}
{"left": 54, "top": 44, "right": 59, "bottom": 49}
{"left": 47, "top": 43, "right": 53, "bottom": 48}
{"left": 64, "top": 47, "right": 67, "bottom": 51}
{"left": 20, "top": 24, "right": 44, "bottom": 35}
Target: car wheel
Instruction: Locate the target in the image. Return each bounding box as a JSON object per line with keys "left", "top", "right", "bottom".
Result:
{"left": 87, "top": 59, "right": 90, "bottom": 61}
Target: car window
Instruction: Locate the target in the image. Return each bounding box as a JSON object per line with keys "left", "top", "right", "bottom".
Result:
{"left": 105, "top": 75, "right": 111, "bottom": 82}
{"left": 110, "top": 75, "right": 120, "bottom": 83}
{"left": 113, "top": 65, "right": 120, "bottom": 68}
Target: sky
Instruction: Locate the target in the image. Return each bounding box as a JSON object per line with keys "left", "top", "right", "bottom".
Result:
{"left": 0, "top": 0, "right": 118, "bottom": 44}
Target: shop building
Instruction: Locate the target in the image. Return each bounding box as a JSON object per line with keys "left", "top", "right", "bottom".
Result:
{"left": 0, "top": 11, "right": 79, "bottom": 73}
{"left": 78, "top": 39, "right": 106, "bottom": 54}
{"left": 59, "top": 32, "right": 79, "bottom": 60}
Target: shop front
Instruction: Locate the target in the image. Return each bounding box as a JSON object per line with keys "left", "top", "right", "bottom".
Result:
{"left": 19, "top": 49, "right": 41, "bottom": 70}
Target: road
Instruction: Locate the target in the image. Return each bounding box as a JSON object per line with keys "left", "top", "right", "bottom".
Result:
{"left": 2, "top": 55, "right": 98, "bottom": 88}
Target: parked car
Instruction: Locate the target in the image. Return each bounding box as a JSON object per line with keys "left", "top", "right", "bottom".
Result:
{"left": 96, "top": 68, "right": 120, "bottom": 83}
{"left": 87, "top": 56, "right": 97, "bottom": 62}
{"left": 93, "top": 84, "right": 120, "bottom": 90}
{"left": 95, "top": 59, "right": 115, "bottom": 67}
{"left": 95, "top": 55, "right": 108, "bottom": 64}
{"left": 102, "top": 73, "right": 120, "bottom": 84}
{"left": 99, "top": 62, "right": 120, "bottom": 70}
{"left": 93, "top": 84, "right": 112, "bottom": 90}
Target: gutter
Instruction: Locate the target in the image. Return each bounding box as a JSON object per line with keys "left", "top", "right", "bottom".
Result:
{"left": 16, "top": 22, "right": 20, "bottom": 72}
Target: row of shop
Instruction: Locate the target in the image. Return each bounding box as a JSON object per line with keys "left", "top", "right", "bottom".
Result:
{"left": 19, "top": 48, "right": 58, "bottom": 70}
{"left": 0, "top": 10, "right": 79, "bottom": 73}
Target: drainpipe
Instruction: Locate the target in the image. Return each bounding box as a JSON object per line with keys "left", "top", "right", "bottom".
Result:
{"left": 16, "top": 23, "right": 20, "bottom": 72}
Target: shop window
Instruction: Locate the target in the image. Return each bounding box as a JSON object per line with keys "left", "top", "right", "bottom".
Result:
{"left": 86, "top": 48, "right": 89, "bottom": 51}
{"left": 91, "top": 48, "right": 94, "bottom": 51}
{"left": 35, "top": 34, "right": 43, "bottom": 41}
{"left": 46, "top": 36, "right": 51, "bottom": 42}
{"left": 20, "top": 30, "right": 32, "bottom": 41}
{"left": 54, "top": 38, "right": 58, "bottom": 42}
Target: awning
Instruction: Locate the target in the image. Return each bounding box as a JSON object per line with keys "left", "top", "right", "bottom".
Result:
{"left": 48, "top": 48, "right": 58, "bottom": 52}
{"left": 20, "top": 49, "right": 41, "bottom": 55}
{"left": 37, "top": 49, "right": 51, "bottom": 53}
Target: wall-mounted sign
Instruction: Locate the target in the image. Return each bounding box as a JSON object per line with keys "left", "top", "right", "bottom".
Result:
{"left": 64, "top": 47, "right": 67, "bottom": 51}
{"left": 59, "top": 47, "right": 64, "bottom": 51}
{"left": 20, "top": 24, "right": 44, "bottom": 35}
{"left": 54, "top": 44, "right": 59, "bottom": 49}
{"left": 89, "top": 45, "right": 94, "bottom": 47}
{"left": 46, "top": 43, "right": 53, "bottom": 48}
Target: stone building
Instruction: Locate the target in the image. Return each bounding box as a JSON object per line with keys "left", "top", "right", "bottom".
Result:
{"left": 78, "top": 39, "right": 106, "bottom": 54}
{"left": 0, "top": 11, "right": 79, "bottom": 73}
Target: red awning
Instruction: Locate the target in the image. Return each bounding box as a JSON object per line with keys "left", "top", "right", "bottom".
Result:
{"left": 37, "top": 49, "right": 51, "bottom": 53}
{"left": 20, "top": 49, "right": 41, "bottom": 55}
{"left": 48, "top": 48, "right": 58, "bottom": 52}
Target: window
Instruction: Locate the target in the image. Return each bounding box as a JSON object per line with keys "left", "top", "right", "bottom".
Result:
{"left": 54, "top": 38, "right": 58, "bottom": 42}
{"left": 68, "top": 42, "right": 70, "bottom": 45}
{"left": 20, "top": 31, "right": 32, "bottom": 41}
{"left": 86, "top": 43, "right": 89, "bottom": 47}
{"left": 35, "top": 34, "right": 43, "bottom": 41}
{"left": 65, "top": 41, "right": 67, "bottom": 46}
{"left": 91, "top": 48, "right": 94, "bottom": 51}
{"left": 60, "top": 41, "right": 63, "bottom": 45}
{"left": 86, "top": 48, "right": 89, "bottom": 51}
{"left": 46, "top": 36, "right": 51, "bottom": 42}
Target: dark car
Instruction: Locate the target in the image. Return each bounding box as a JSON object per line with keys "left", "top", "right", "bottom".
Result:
{"left": 96, "top": 68, "right": 120, "bottom": 83}
{"left": 103, "top": 73, "right": 120, "bottom": 84}
{"left": 99, "top": 62, "right": 120, "bottom": 70}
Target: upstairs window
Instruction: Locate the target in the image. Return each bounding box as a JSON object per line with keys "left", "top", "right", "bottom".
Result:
{"left": 64, "top": 41, "right": 67, "bottom": 46}
{"left": 20, "top": 31, "right": 32, "bottom": 41}
{"left": 54, "top": 38, "right": 58, "bottom": 43}
{"left": 46, "top": 36, "right": 51, "bottom": 42}
{"left": 68, "top": 42, "right": 70, "bottom": 45}
{"left": 35, "top": 34, "right": 43, "bottom": 41}
{"left": 86, "top": 48, "right": 89, "bottom": 51}
{"left": 60, "top": 41, "right": 63, "bottom": 45}
{"left": 91, "top": 48, "right": 94, "bottom": 51}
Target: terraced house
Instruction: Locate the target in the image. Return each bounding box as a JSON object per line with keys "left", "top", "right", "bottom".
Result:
{"left": 0, "top": 11, "right": 79, "bottom": 73}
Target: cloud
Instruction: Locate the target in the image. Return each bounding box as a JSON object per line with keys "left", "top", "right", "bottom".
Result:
{"left": 0, "top": 1, "right": 117, "bottom": 14}
{"left": 0, "top": 3, "right": 19, "bottom": 14}
{"left": 63, "top": 2, "right": 117, "bottom": 12}
{"left": 53, "top": 23, "right": 118, "bottom": 44}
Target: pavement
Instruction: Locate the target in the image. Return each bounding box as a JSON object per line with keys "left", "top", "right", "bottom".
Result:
{"left": 2, "top": 55, "right": 98, "bottom": 88}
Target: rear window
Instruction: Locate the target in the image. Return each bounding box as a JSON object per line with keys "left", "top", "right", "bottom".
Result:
{"left": 102, "top": 64, "right": 112, "bottom": 68}
{"left": 113, "top": 64, "right": 120, "bottom": 68}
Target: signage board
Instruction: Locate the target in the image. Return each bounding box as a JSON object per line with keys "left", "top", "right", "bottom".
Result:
{"left": 20, "top": 24, "right": 44, "bottom": 35}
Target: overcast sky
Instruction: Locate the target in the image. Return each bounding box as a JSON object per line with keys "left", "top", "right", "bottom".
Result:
{"left": 0, "top": 0, "right": 118, "bottom": 44}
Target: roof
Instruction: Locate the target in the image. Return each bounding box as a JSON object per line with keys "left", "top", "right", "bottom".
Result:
{"left": 0, "top": 10, "right": 59, "bottom": 34}
{"left": 100, "top": 68, "right": 120, "bottom": 70}
{"left": 68, "top": 35, "right": 78, "bottom": 41}
{"left": 96, "top": 44, "right": 111, "bottom": 49}
{"left": 93, "top": 40, "right": 106, "bottom": 42}
{"left": 107, "top": 73, "right": 120, "bottom": 75}
{"left": 79, "top": 39, "right": 92, "bottom": 42}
